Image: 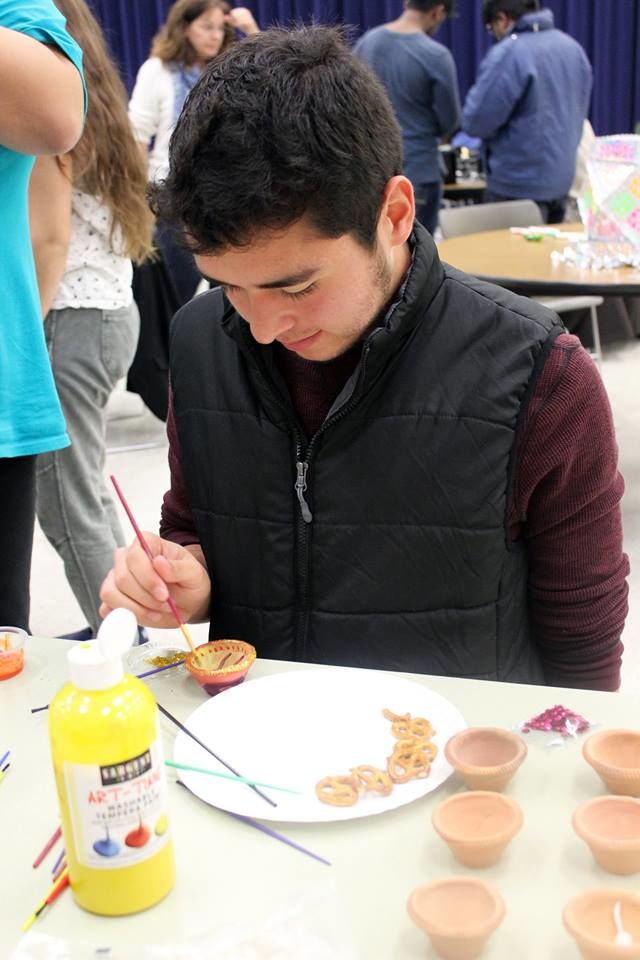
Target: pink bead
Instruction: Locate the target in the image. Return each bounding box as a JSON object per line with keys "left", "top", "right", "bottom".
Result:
{"left": 521, "top": 704, "right": 590, "bottom": 737}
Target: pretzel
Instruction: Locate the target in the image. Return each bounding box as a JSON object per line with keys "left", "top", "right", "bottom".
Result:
{"left": 315, "top": 775, "right": 360, "bottom": 807}
{"left": 383, "top": 709, "right": 412, "bottom": 738}
{"left": 350, "top": 764, "right": 393, "bottom": 797}
{"left": 315, "top": 708, "right": 437, "bottom": 806}
{"left": 383, "top": 708, "right": 434, "bottom": 742}
{"left": 393, "top": 737, "right": 438, "bottom": 761}
{"left": 387, "top": 745, "right": 433, "bottom": 783}
{"left": 405, "top": 717, "right": 434, "bottom": 741}
{"left": 382, "top": 709, "right": 409, "bottom": 722}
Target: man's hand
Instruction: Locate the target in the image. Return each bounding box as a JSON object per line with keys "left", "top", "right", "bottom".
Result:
{"left": 225, "top": 7, "right": 259, "bottom": 35}
{"left": 100, "top": 534, "right": 211, "bottom": 627}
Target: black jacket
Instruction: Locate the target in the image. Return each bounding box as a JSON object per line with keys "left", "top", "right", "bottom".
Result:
{"left": 170, "top": 226, "right": 562, "bottom": 682}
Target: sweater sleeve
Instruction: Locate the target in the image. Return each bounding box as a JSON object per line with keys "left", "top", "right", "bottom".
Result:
{"left": 509, "top": 334, "right": 629, "bottom": 691}
{"left": 462, "top": 43, "right": 527, "bottom": 140}
{"left": 128, "top": 57, "right": 163, "bottom": 145}
{"left": 432, "top": 48, "right": 462, "bottom": 138}
{"left": 159, "top": 387, "right": 200, "bottom": 546}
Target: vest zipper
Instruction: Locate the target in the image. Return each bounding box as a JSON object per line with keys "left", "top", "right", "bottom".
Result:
{"left": 243, "top": 334, "right": 374, "bottom": 662}
{"left": 293, "top": 338, "right": 373, "bottom": 516}
{"left": 294, "top": 460, "right": 313, "bottom": 523}
{"left": 290, "top": 343, "right": 372, "bottom": 659}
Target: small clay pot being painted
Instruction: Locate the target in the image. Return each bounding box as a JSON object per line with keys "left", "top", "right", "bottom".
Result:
{"left": 432, "top": 790, "right": 523, "bottom": 868}
{"left": 573, "top": 795, "right": 640, "bottom": 875}
{"left": 563, "top": 889, "right": 640, "bottom": 959}
{"left": 408, "top": 876, "right": 505, "bottom": 960}
{"left": 444, "top": 728, "right": 527, "bottom": 791}
{"left": 583, "top": 730, "right": 640, "bottom": 797}
{"left": 185, "top": 640, "right": 256, "bottom": 696}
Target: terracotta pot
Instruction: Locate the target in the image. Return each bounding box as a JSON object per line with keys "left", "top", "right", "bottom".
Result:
{"left": 408, "top": 876, "right": 505, "bottom": 960}
{"left": 185, "top": 640, "right": 256, "bottom": 696}
{"left": 583, "top": 730, "right": 640, "bottom": 797}
{"left": 432, "top": 790, "right": 523, "bottom": 868}
{"left": 573, "top": 796, "right": 640, "bottom": 875}
{"left": 444, "top": 728, "right": 527, "bottom": 791}
{"left": 563, "top": 889, "right": 640, "bottom": 959}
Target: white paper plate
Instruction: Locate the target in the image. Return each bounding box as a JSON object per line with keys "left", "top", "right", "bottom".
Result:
{"left": 173, "top": 668, "right": 466, "bottom": 822}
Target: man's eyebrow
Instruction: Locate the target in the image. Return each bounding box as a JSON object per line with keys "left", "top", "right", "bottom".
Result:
{"left": 202, "top": 267, "right": 319, "bottom": 290}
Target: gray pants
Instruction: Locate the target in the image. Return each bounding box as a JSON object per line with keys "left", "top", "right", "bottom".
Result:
{"left": 36, "top": 304, "right": 140, "bottom": 633}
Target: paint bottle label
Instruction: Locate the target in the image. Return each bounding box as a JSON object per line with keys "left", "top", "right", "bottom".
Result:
{"left": 62, "top": 737, "right": 171, "bottom": 869}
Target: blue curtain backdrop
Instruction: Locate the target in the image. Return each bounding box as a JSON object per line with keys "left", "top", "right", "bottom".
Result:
{"left": 89, "top": 1, "right": 640, "bottom": 136}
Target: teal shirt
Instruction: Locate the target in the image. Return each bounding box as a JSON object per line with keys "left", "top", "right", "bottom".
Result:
{"left": 0, "top": 0, "right": 85, "bottom": 457}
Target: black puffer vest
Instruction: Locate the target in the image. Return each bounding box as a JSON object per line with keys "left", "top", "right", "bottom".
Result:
{"left": 170, "top": 226, "right": 562, "bottom": 682}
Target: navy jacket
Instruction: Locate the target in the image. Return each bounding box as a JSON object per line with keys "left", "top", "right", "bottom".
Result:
{"left": 462, "top": 9, "right": 592, "bottom": 200}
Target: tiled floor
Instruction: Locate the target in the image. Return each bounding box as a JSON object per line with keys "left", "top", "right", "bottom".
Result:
{"left": 30, "top": 339, "right": 640, "bottom": 689}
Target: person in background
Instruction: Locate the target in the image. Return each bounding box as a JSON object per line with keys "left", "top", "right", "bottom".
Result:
{"left": 129, "top": 0, "right": 259, "bottom": 304}
{"left": 462, "top": 0, "right": 592, "bottom": 223}
{"left": 565, "top": 119, "right": 596, "bottom": 223}
{"left": 0, "top": 0, "right": 84, "bottom": 631}
{"left": 354, "top": 0, "right": 460, "bottom": 234}
{"left": 100, "top": 27, "right": 628, "bottom": 692}
{"left": 30, "top": 0, "right": 154, "bottom": 642}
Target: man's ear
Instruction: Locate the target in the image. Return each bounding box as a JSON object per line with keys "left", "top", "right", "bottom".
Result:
{"left": 379, "top": 176, "right": 416, "bottom": 247}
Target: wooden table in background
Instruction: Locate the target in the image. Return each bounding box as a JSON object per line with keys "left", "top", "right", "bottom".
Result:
{"left": 442, "top": 178, "right": 486, "bottom": 203}
{"left": 437, "top": 224, "right": 640, "bottom": 297}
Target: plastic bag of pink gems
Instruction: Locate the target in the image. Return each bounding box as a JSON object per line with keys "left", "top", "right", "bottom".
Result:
{"left": 517, "top": 705, "right": 596, "bottom": 748}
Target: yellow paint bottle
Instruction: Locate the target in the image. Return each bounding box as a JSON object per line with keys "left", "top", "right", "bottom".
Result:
{"left": 49, "top": 609, "right": 175, "bottom": 915}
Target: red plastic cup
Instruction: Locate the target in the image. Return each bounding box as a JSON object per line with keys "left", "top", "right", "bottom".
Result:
{"left": 0, "top": 627, "right": 26, "bottom": 680}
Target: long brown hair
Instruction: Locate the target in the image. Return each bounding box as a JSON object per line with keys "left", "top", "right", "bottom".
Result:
{"left": 53, "top": 0, "right": 153, "bottom": 263}
{"left": 151, "top": 0, "right": 234, "bottom": 66}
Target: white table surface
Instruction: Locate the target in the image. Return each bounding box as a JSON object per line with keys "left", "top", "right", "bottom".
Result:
{"left": 1, "top": 636, "right": 637, "bottom": 958}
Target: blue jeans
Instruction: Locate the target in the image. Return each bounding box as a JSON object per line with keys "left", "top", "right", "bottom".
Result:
{"left": 36, "top": 304, "right": 140, "bottom": 633}
{"left": 414, "top": 181, "right": 443, "bottom": 235}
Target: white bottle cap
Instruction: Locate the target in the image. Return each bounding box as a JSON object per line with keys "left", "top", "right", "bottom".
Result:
{"left": 67, "top": 609, "right": 138, "bottom": 691}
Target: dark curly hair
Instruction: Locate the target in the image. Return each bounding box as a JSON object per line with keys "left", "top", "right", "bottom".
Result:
{"left": 482, "top": 0, "right": 539, "bottom": 24}
{"left": 407, "top": 0, "right": 457, "bottom": 14}
{"left": 149, "top": 26, "right": 403, "bottom": 254}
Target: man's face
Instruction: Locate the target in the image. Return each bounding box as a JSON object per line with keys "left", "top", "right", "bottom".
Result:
{"left": 424, "top": 4, "right": 448, "bottom": 36}
{"left": 195, "top": 218, "right": 401, "bottom": 362}
{"left": 486, "top": 12, "right": 513, "bottom": 40}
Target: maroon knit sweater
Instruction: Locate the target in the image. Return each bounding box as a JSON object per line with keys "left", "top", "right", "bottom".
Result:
{"left": 161, "top": 332, "right": 629, "bottom": 691}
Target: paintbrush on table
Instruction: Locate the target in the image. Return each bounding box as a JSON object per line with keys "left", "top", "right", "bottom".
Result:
{"left": 157, "top": 701, "right": 277, "bottom": 808}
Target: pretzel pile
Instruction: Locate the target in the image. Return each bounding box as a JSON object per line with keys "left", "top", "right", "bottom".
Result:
{"left": 315, "top": 708, "right": 437, "bottom": 807}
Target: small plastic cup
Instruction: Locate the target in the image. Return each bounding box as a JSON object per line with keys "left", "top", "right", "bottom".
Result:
{"left": 0, "top": 627, "right": 26, "bottom": 680}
